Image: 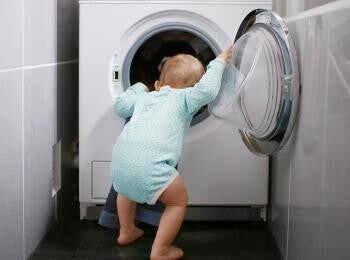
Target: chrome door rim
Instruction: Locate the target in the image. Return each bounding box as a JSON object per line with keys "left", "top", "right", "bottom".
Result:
{"left": 235, "top": 9, "right": 300, "bottom": 156}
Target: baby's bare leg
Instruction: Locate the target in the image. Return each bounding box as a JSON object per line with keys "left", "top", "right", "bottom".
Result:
{"left": 116, "top": 194, "right": 144, "bottom": 245}
{"left": 150, "top": 175, "right": 188, "bottom": 260}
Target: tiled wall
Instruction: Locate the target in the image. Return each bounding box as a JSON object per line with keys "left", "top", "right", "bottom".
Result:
{"left": 0, "top": 0, "right": 78, "bottom": 259}
{"left": 269, "top": 1, "right": 350, "bottom": 259}
{"left": 273, "top": 0, "right": 336, "bottom": 16}
{"left": 303, "top": 0, "right": 336, "bottom": 10}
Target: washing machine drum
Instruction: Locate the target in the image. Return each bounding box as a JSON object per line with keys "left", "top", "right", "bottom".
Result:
{"left": 129, "top": 30, "right": 216, "bottom": 91}
{"left": 127, "top": 29, "right": 218, "bottom": 126}
{"left": 209, "top": 9, "right": 300, "bottom": 156}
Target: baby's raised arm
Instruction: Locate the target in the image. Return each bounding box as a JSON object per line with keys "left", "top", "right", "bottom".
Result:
{"left": 183, "top": 46, "right": 233, "bottom": 115}
{"left": 113, "top": 82, "right": 149, "bottom": 118}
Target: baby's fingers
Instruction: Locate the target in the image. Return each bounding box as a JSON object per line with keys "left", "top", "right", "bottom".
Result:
{"left": 217, "top": 45, "right": 233, "bottom": 63}
{"left": 226, "top": 45, "right": 233, "bottom": 58}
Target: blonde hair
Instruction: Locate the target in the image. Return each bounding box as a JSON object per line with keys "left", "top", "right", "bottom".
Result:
{"left": 159, "top": 54, "right": 205, "bottom": 88}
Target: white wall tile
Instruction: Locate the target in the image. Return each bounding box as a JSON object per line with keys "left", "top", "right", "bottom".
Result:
{"left": 289, "top": 14, "right": 327, "bottom": 208}
{"left": 0, "top": 0, "right": 23, "bottom": 69}
{"left": 288, "top": 14, "right": 328, "bottom": 260}
{"left": 273, "top": 0, "right": 287, "bottom": 17}
{"left": 319, "top": 8, "right": 350, "bottom": 259}
{"left": 0, "top": 0, "right": 79, "bottom": 258}
{"left": 320, "top": 60, "right": 350, "bottom": 260}
{"left": 0, "top": 71, "right": 24, "bottom": 260}
{"left": 270, "top": 14, "right": 327, "bottom": 259}
{"left": 304, "top": 0, "right": 336, "bottom": 10}
{"left": 270, "top": 2, "right": 350, "bottom": 259}
{"left": 270, "top": 133, "right": 294, "bottom": 258}
{"left": 273, "top": 0, "right": 338, "bottom": 16}
{"left": 23, "top": 66, "right": 56, "bottom": 257}
{"left": 24, "top": 0, "right": 57, "bottom": 66}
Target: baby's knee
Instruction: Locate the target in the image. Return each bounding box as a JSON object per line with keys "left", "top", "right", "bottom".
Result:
{"left": 160, "top": 187, "right": 188, "bottom": 207}
{"left": 177, "top": 190, "right": 188, "bottom": 207}
{"left": 173, "top": 181, "right": 188, "bottom": 206}
{"left": 159, "top": 175, "right": 188, "bottom": 206}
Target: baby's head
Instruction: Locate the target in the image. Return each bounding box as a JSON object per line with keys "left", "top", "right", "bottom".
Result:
{"left": 155, "top": 54, "right": 205, "bottom": 90}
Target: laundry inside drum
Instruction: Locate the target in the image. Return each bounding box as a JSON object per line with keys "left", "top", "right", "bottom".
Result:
{"left": 209, "top": 27, "right": 283, "bottom": 138}
{"left": 129, "top": 29, "right": 216, "bottom": 125}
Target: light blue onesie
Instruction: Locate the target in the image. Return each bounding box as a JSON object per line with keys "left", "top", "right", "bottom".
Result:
{"left": 111, "top": 58, "right": 226, "bottom": 204}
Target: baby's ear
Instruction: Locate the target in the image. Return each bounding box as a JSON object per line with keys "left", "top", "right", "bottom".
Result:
{"left": 154, "top": 80, "right": 161, "bottom": 91}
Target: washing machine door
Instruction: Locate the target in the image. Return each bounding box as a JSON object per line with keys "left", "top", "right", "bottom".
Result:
{"left": 209, "top": 9, "right": 300, "bottom": 156}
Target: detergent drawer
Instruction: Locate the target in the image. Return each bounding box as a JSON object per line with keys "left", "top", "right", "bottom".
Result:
{"left": 92, "top": 161, "right": 111, "bottom": 199}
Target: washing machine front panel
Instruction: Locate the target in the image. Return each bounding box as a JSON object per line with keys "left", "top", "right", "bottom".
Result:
{"left": 209, "top": 9, "right": 300, "bottom": 156}
{"left": 79, "top": 2, "right": 271, "bottom": 206}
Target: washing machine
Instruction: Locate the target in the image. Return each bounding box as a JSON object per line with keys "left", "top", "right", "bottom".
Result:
{"left": 78, "top": 0, "right": 287, "bottom": 220}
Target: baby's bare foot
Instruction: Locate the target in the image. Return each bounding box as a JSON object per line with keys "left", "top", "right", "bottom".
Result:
{"left": 150, "top": 246, "right": 184, "bottom": 260}
{"left": 117, "top": 227, "right": 144, "bottom": 245}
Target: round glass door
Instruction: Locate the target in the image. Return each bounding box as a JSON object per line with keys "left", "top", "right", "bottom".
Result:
{"left": 209, "top": 9, "right": 300, "bottom": 155}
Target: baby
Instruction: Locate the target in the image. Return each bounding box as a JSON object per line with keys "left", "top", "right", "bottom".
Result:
{"left": 111, "top": 46, "right": 232, "bottom": 260}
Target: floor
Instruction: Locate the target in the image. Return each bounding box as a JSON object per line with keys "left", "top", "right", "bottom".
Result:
{"left": 29, "top": 208, "right": 282, "bottom": 260}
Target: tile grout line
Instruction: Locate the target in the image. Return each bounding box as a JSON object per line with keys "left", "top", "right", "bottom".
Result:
{"left": 319, "top": 13, "right": 330, "bottom": 256}
{"left": 0, "top": 60, "right": 79, "bottom": 74}
{"left": 285, "top": 150, "right": 291, "bottom": 260}
{"left": 79, "top": 0, "right": 272, "bottom": 5}
{"left": 21, "top": 0, "right": 25, "bottom": 258}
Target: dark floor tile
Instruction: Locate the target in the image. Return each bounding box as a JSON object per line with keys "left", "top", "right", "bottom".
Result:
{"left": 184, "top": 254, "right": 249, "bottom": 260}
{"left": 34, "top": 219, "right": 94, "bottom": 255}
{"left": 31, "top": 208, "right": 282, "bottom": 260}
{"left": 185, "top": 253, "right": 281, "bottom": 260}
{"left": 29, "top": 254, "right": 76, "bottom": 260}
{"left": 33, "top": 229, "right": 81, "bottom": 255}
{"left": 75, "top": 223, "right": 154, "bottom": 257}
{"left": 78, "top": 254, "right": 149, "bottom": 260}
{"left": 178, "top": 222, "right": 240, "bottom": 253}
{"left": 30, "top": 253, "right": 128, "bottom": 260}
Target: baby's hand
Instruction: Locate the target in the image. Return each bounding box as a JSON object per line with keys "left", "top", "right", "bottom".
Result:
{"left": 217, "top": 45, "right": 233, "bottom": 64}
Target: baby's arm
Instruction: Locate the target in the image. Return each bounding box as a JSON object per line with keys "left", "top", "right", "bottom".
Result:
{"left": 113, "top": 82, "right": 149, "bottom": 118}
{"left": 183, "top": 46, "right": 232, "bottom": 115}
